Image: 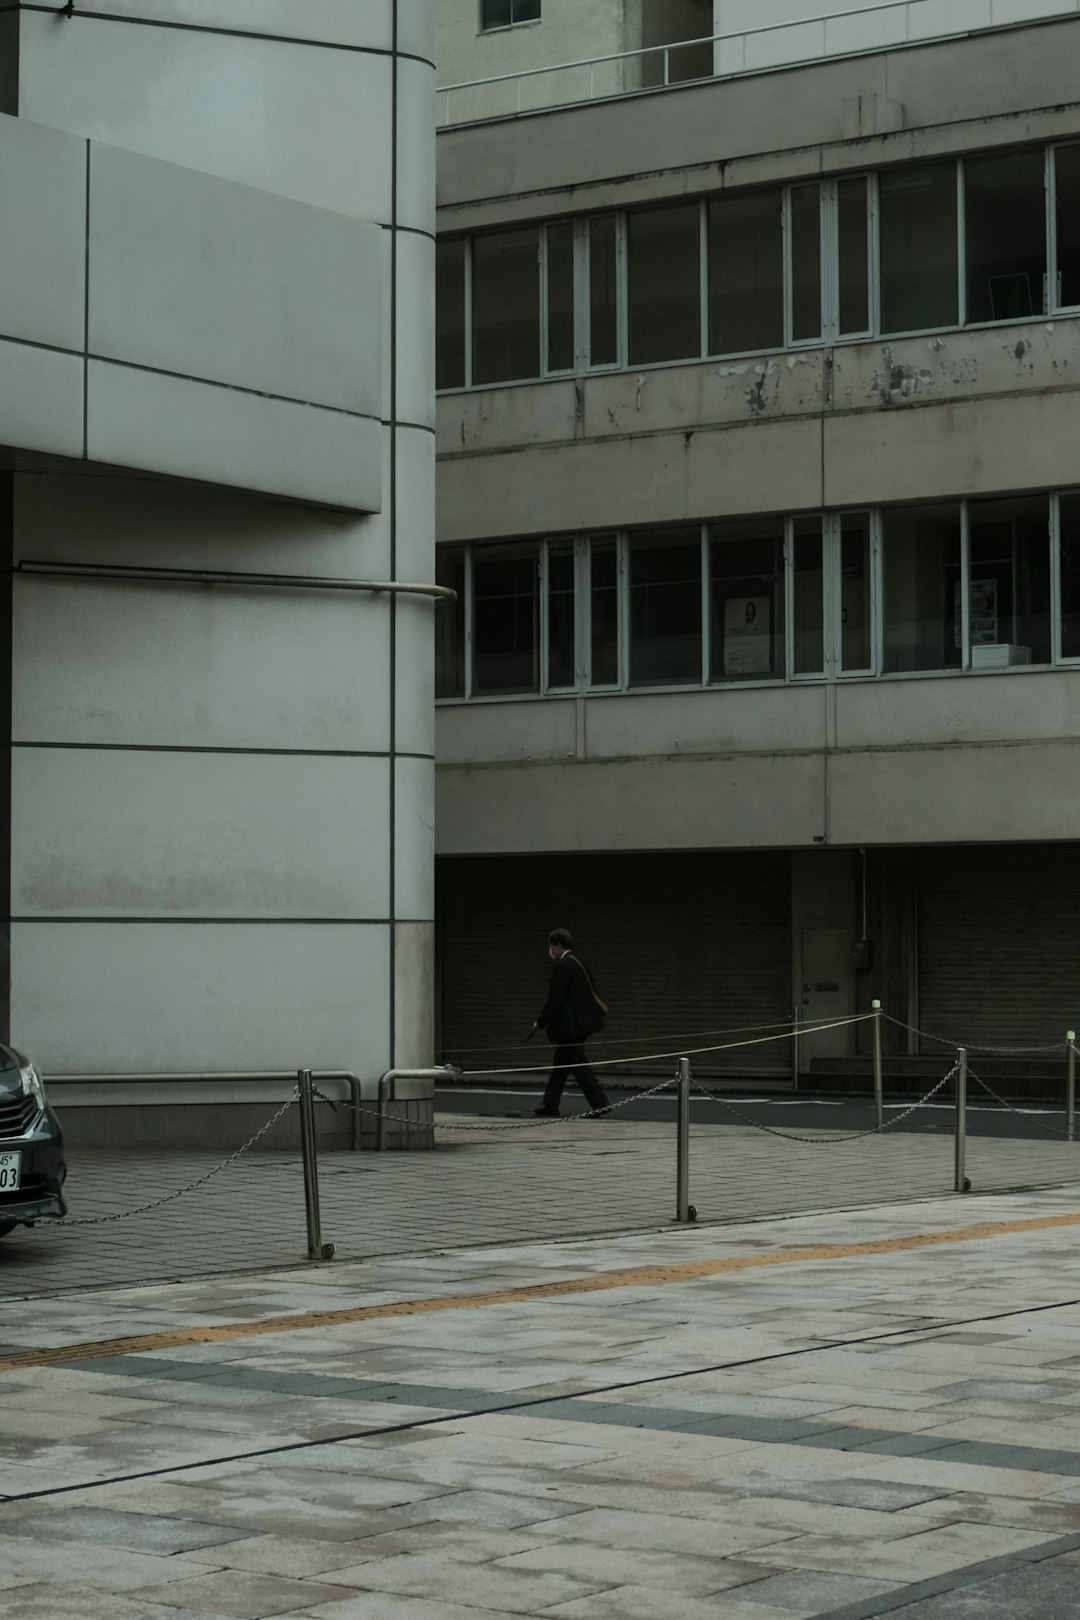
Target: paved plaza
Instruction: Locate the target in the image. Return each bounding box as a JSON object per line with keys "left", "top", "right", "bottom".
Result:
{"left": 3, "top": 1165, "right": 1080, "bottom": 1615}
{"left": 1, "top": 1103, "right": 1079, "bottom": 1301}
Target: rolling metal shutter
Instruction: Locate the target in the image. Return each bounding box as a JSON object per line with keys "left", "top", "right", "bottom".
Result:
{"left": 437, "top": 851, "right": 793, "bottom": 1080}
{"left": 917, "top": 844, "right": 1080, "bottom": 1050}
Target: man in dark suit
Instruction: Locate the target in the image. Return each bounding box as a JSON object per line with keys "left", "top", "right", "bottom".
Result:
{"left": 532, "top": 928, "right": 611, "bottom": 1118}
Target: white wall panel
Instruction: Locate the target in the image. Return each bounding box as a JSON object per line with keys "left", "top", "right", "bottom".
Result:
{"left": 89, "top": 143, "right": 382, "bottom": 416}
{"left": 437, "top": 701, "right": 578, "bottom": 766}
{"left": 394, "top": 920, "right": 435, "bottom": 1070}
{"left": 75, "top": 1, "right": 396, "bottom": 49}
{"left": 396, "top": 230, "right": 437, "bottom": 431}
{"left": 396, "top": 54, "right": 437, "bottom": 234}
{"left": 0, "top": 341, "right": 83, "bottom": 460}
{"left": 0, "top": 113, "right": 86, "bottom": 352}
{"left": 395, "top": 595, "right": 437, "bottom": 759}
{"left": 11, "top": 751, "right": 391, "bottom": 920}
{"left": 10, "top": 922, "right": 391, "bottom": 1076}
{"left": 86, "top": 362, "right": 383, "bottom": 511}
{"left": 11, "top": 577, "right": 392, "bottom": 754}
{"left": 395, "top": 756, "right": 436, "bottom": 921}
{"left": 18, "top": 17, "right": 395, "bottom": 219}
{"left": 395, "top": 428, "right": 437, "bottom": 585}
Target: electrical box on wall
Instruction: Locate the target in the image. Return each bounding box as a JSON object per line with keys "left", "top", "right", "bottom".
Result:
{"left": 853, "top": 939, "right": 874, "bottom": 973}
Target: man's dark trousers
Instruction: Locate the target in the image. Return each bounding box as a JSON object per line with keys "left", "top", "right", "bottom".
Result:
{"left": 542, "top": 1044, "right": 609, "bottom": 1114}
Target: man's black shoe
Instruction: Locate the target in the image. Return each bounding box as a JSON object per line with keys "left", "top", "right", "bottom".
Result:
{"left": 533, "top": 1106, "right": 560, "bottom": 1117}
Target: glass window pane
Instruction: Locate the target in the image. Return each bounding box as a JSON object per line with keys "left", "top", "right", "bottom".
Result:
{"left": 793, "top": 517, "right": 825, "bottom": 675}
{"left": 840, "top": 513, "right": 872, "bottom": 672}
{"left": 590, "top": 537, "right": 619, "bottom": 685}
{"left": 838, "top": 177, "right": 870, "bottom": 335}
{"left": 472, "top": 544, "right": 540, "bottom": 694}
{"left": 472, "top": 227, "right": 540, "bottom": 385}
{"left": 481, "top": 0, "right": 513, "bottom": 27}
{"left": 965, "top": 150, "right": 1046, "bottom": 324}
{"left": 589, "top": 216, "right": 618, "bottom": 367}
{"left": 436, "top": 239, "right": 466, "bottom": 390}
{"left": 1055, "top": 145, "right": 1080, "bottom": 308}
{"left": 629, "top": 530, "right": 702, "bottom": 687}
{"left": 790, "top": 184, "right": 822, "bottom": 342}
{"left": 968, "top": 495, "right": 1050, "bottom": 665}
{"left": 435, "top": 547, "right": 466, "bottom": 699}
{"left": 547, "top": 540, "right": 576, "bottom": 688}
{"left": 879, "top": 162, "right": 958, "bottom": 334}
{"left": 709, "top": 519, "right": 785, "bottom": 682}
{"left": 882, "top": 502, "right": 962, "bottom": 672}
{"left": 546, "top": 222, "right": 575, "bottom": 373}
{"left": 513, "top": 0, "right": 540, "bottom": 18}
{"left": 708, "top": 189, "right": 783, "bottom": 354}
{"left": 1060, "top": 494, "right": 1080, "bottom": 659}
{"left": 628, "top": 204, "right": 701, "bottom": 364}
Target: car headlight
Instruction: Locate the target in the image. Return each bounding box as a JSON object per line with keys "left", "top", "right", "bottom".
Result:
{"left": 20, "top": 1064, "right": 46, "bottom": 1112}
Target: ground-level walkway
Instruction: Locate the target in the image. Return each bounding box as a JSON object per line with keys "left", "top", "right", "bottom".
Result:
{"left": 3, "top": 1186, "right": 1080, "bottom": 1616}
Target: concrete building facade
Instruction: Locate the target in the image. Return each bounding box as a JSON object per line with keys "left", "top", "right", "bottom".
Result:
{"left": 434, "top": 3, "right": 1080, "bottom": 1082}
{"left": 0, "top": 1, "right": 437, "bottom": 1141}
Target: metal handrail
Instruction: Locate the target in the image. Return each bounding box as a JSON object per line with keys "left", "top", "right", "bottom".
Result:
{"left": 43, "top": 1069, "right": 366, "bottom": 1151}
{"left": 439, "top": 0, "right": 1080, "bottom": 122}
{"left": 16, "top": 560, "right": 456, "bottom": 603}
{"left": 377, "top": 1067, "right": 460, "bottom": 1151}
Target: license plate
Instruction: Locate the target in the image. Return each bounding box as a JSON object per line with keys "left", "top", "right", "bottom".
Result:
{"left": 0, "top": 1152, "right": 21, "bottom": 1193}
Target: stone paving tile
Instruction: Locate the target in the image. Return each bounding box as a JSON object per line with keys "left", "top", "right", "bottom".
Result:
{"left": 315, "top": 1550, "right": 609, "bottom": 1612}
{"left": 2, "top": 1506, "right": 248, "bottom": 1555}
{"left": 130, "top": 1571, "right": 358, "bottom": 1617}
{"left": 542, "top": 1587, "right": 799, "bottom": 1620}
{"left": 857, "top": 1559, "right": 1080, "bottom": 1619}
{"left": 492, "top": 1541, "right": 775, "bottom": 1595}
{"left": 726, "top": 1567, "right": 902, "bottom": 1610}
{"left": 746, "top": 1520, "right": 1059, "bottom": 1583}
{"left": 0, "top": 1586, "right": 239, "bottom": 1620}
{"left": 0, "top": 1532, "right": 225, "bottom": 1593}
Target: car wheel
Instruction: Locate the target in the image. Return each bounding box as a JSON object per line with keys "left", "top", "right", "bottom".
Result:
{"left": 0, "top": 1221, "right": 16, "bottom": 1238}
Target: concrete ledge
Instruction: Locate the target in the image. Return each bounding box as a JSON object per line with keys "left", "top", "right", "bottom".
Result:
{"left": 55, "top": 1098, "right": 436, "bottom": 1153}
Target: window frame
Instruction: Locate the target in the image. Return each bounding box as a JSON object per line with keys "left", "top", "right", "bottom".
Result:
{"left": 479, "top": 0, "right": 540, "bottom": 31}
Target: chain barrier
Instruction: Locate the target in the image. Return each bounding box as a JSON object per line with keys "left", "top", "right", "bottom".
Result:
{"left": 359, "top": 1075, "right": 680, "bottom": 1136}
{"left": 691, "top": 1064, "right": 959, "bottom": 1145}
{"left": 442, "top": 1015, "right": 804, "bottom": 1058}
{"left": 58, "top": 1090, "right": 299, "bottom": 1227}
{"left": 882, "top": 1012, "right": 1066, "bottom": 1057}
{"left": 966, "top": 1068, "right": 1073, "bottom": 1140}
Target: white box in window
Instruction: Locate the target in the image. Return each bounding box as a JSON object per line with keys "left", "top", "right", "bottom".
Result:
{"left": 971, "top": 644, "right": 1031, "bottom": 669}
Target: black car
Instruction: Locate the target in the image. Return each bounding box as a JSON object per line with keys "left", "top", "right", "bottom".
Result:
{"left": 0, "top": 1044, "right": 66, "bottom": 1236}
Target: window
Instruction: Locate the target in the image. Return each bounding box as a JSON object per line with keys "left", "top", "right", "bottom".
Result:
{"left": 545, "top": 223, "right": 576, "bottom": 373}
{"left": 879, "top": 162, "right": 958, "bottom": 333}
{"left": 965, "top": 151, "right": 1046, "bottom": 323}
{"left": 628, "top": 204, "right": 701, "bottom": 365}
{"left": 546, "top": 540, "right": 577, "bottom": 688}
{"left": 792, "top": 516, "right": 825, "bottom": 675}
{"left": 472, "top": 543, "right": 540, "bottom": 694}
{"left": 1059, "top": 494, "right": 1080, "bottom": 659}
{"left": 481, "top": 0, "right": 540, "bottom": 27}
{"left": 882, "top": 502, "right": 962, "bottom": 673}
{"left": 629, "top": 530, "right": 702, "bottom": 686}
{"left": 436, "top": 240, "right": 466, "bottom": 391}
{"left": 1055, "top": 145, "right": 1080, "bottom": 309}
{"left": 435, "top": 547, "right": 467, "bottom": 700}
{"left": 708, "top": 189, "right": 784, "bottom": 355}
{"left": 789, "top": 185, "right": 823, "bottom": 344}
{"left": 839, "top": 512, "right": 873, "bottom": 673}
{"left": 967, "top": 495, "right": 1050, "bottom": 665}
{"left": 588, "top": 216, "right": 620, "bottom": 367}
{"left": 837, "top": 177, "right": 871, "bottom": 336}
{"left": 589, "top": 537, "right": 620, "bottom": 685}
{"left": 472, "top": 227, "right": 540, "bottom": 385}
{"left": 709, "top": 519, "right": 785, "bottom": 681}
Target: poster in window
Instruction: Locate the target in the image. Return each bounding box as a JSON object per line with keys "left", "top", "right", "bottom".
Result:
{"left": 954, "top": 579, "right": 999, "bottom": 648}
{"left": 724, "top": 596, "right": 772, "bottom": 675}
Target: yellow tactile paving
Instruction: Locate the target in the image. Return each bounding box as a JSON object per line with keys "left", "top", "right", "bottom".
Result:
{"left": 3, "top": 1206, "right": 1079, "bottom": 1373}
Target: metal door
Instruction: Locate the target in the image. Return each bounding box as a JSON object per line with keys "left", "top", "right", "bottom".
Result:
{"left": 799, "top": 926, "right": 854, "bottom": 1069}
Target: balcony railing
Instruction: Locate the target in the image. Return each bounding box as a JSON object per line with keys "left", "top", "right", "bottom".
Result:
{"left": 438, "top": 0, "right": 1080, "bottom": 127}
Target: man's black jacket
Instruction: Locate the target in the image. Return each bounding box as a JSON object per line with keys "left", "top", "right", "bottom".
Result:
{"left": 536, "top": 953, "right": 605, "bottom": 1045}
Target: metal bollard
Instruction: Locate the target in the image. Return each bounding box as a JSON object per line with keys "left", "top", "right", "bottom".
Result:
{"left": 1068, "top": 1033, "right": 1077, "bottom": 1145}
{"left": 675, "top": 1057, "right": 696, "bottom": 1223}
{"left": 297, "top": 1069, "right": 335, "bottom": 1262}
{"left": 872, "top": 1000, "right": 884, "bottom": 1131}
{"left": 954, "top": 1048, "right": 970, "bottom": 1194}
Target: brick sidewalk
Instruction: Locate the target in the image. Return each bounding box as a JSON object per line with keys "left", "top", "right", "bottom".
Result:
{"left": 2, "top": 1111, "right": 1079, "bottom": 1302}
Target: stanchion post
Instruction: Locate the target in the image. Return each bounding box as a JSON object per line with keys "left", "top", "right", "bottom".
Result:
{"left": 1067, "top": 1033, "right": 1076, "bottom": 1144}
{"left": 954, "top": 1048, "right": 968, "bottom": 1194}
{"left": 676, "top": 1057, "right": 692, "bottom": 1224}
{"left": 297, "top": 1068, "right": 334, "bottom": 1262}
{"left": 872, "top": 1000, "right": 884, "bottom": 1130}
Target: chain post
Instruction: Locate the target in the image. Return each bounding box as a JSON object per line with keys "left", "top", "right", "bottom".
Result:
{"left": 676, "top": 1056, "right": 695, "bottom": 1223}
{"left": 1068, "top": 1033, "right": 1076, "bottom": 1144}
{"left": 872, "top": 1000, "right": 884, "bottom": 1131}
{"left": 298, "top": 1068, "right": 334, "bottom": 1262}
{"left": 954, "top": 1048, "right": 969, "bottom": 1193}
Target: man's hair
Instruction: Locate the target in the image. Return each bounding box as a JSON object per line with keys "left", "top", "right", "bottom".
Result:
{"left": 548, "top": 928, "right": 574, "bottom": 950}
